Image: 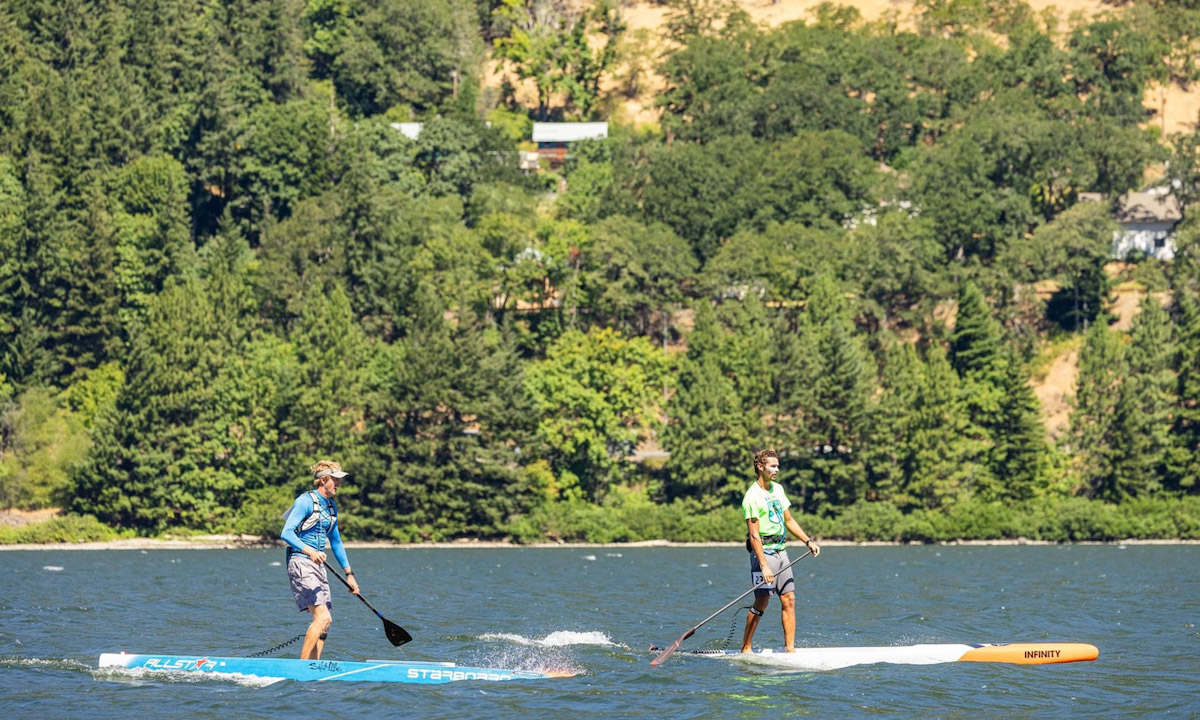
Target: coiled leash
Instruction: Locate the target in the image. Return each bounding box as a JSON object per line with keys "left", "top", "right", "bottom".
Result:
{"left": 715, "top": 606, "right": 762, "bottom": 651}
{"left": 247, "top": 632, "right": 307, "bottom": 658}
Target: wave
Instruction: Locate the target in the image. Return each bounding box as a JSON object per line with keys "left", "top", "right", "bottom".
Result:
{"left": 93, "top": 665, "right": 281, "bottom": 688}
{"left": 0, "top": 656, "right": 94, "bottom": 673}
{"left": 478, "top": 630, "right": 614, "bottom": 648}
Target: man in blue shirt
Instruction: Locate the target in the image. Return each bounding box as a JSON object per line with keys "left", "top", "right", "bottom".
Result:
{"left": 281, "top": 459, "right": 360, "bottom": 660}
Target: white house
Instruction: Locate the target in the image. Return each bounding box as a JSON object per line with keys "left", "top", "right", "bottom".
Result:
{"left": 1080, "top": 187, "right": 1182, "bottom": 261}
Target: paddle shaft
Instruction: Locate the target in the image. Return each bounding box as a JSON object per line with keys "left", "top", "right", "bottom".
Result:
{"left": 651, "top": 548, "right": 813, "bottom": 666}
{"left": 324, "top": 561, "right": 380, "bottom": 615}
{"left": 323, "top": 560, "right": 413, "bottom": 646}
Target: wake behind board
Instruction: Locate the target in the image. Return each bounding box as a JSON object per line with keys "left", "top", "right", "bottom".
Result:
{"left": 648, "top": 643, "right": 1098, "bottom": 671}
{"left": 98, "top": 653, "right": 575, "bottom": 685}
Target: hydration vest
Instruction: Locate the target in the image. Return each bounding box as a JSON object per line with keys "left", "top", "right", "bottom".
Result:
{"left": 284, "top": 491, "right": 338, "bottom": 557}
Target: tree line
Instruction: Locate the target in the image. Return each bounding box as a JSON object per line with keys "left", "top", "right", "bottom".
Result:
{"left": 2, "top": 0, "right": 1200, "bottom": 542}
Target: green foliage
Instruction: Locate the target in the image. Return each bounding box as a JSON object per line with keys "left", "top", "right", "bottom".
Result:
{"left": 525, "top": 327, "right": 669, "bottom": 500}
{"left": 637, "top": 133, "right": 878, "bottom": 263}
{"left": 492, "top": 0, "right": 625, "bottom": 119}
{"left": 1020, "top": 202, "right": 1117, "bottom": 330}
{"left": 951, "top": 281, "right": 1004, "bottom": 381}
{"left": 1069, "top": 320, "right": 1128, "bottom": 500}
{"left": 577, "top": 215, "right": 696, "bottom": 337}
{"left": 331, "top": 0, "right": 483, "bottom": 117}
{"left": 1168, "top": 292, "right": 1200, "bottom": 493}
{"left": 503, "top": 488, "right": 740, "bottom": 544}
{"left": 0, "top": 514, "right": 120, "bottom": 544}
{"left": 353, "top": 298, "right": 541, "bottom": 541}
{"left": 0, "top": 387, "right": 91, "bottom": 509}
{"left": 662, "top": 301, "right": 765, "bottom": 507}
{"left": 4, "top": 0, "right": 1195, "bottom": 542}
{"left": 988, "top": 349, "right": 1050, "bottom": 501}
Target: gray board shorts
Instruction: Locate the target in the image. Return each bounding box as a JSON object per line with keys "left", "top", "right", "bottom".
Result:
{"left": 288, "top": 554, "right": 332, "bottom": 611}
{"left": 750, "top": 549, "right": 795, "bottom": 597}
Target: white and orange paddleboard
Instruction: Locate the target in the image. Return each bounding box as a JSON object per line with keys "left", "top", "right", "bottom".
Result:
{"left": 651, "top": 642, "right": 1098, "bottom": 671}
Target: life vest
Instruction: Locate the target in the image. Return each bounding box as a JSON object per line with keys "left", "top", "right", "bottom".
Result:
{"left": 284, "top": 491, "right": 338, "bottom": 557}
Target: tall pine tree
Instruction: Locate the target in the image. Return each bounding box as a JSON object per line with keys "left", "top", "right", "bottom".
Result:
{"left": 1069, "top": 320, "right": 1126, "bottom": 499}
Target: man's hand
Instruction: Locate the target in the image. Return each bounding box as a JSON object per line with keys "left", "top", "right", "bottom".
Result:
{"left": 806, "top": 539, "right": 821, "bottom": 557}
{"left": 347, "top": 573, "right": 360, "bottom": 595}
{"left": 761, "top": 566, "right": 775, "bottom": 586}
{"left": 307, "top": 549, "right": 327, "bottom": 564}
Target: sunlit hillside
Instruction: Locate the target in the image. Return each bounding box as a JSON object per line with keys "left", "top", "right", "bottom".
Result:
{"left": 492, "top": 0, "right": 1200, "bottom": 137}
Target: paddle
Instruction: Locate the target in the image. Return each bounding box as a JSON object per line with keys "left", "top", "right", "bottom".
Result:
{"left": 323, "top": 561, "right": 413, "bottom": 647}
{"left": 650, "top": 549, "right": 813, "bottom": 666}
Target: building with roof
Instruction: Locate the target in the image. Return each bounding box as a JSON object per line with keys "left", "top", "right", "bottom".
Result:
{"left": 1080, "top": 187, "right": 1183, "bottom": 261}
{"left": 531, "top": 122, "right": 608, "bottom": 167}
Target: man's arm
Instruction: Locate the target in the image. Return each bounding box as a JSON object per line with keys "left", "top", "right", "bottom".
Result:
{"left": 327, "top": 520, "right": 359, "bottom": 593}
{"left": 783, "top": 510, "right": 820, "bottom": 557}
{"left": 747, "top": 518, "right": 775, "bottom": 584}
{"left": 281, "top": 498, "right": 324, "bottom": 561}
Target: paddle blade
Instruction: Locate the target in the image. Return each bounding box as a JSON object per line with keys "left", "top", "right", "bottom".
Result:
{"left": 650, "top": 628, "right": 695, "bottom": 666}
{"left": 384, "top": 618, "right": 412, "bottom": 647}
{"left": 650, "top": 640, "right": 681, "bottom": 667}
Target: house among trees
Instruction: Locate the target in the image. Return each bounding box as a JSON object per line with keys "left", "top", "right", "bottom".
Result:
{"left": 532, "top": 122, "right": 608, "bottom": 167}
{"left": 1082, "top": 187, "right": 1183, "bottom": 261}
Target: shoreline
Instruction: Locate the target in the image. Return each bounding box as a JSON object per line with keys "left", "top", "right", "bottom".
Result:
{"left": 2, "top": 536, "right": 1197, "bottom": 551}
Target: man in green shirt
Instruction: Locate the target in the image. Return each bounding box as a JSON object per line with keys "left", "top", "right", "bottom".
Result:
{"left": 741, "top": 449, "right": 820, "bottom": 653}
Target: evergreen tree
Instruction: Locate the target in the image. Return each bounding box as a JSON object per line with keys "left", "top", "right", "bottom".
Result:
{"left": 784, "top": 276, "right": 875, "bottom": 511}
{"left": 285, "top": 286, "right": 370, "bottom": 464}
{"left": 950, "top": 281, "right": 1004, "bottom": 381}
{"left": 662, "top": 354, "right": 754, "bottom": 507}
{"left": 866, "top": 341, "right": 921, "bottom": 504}
{"left": 1069, "top": 320, "right": 1126, "bottom": 498}
{"left": 902, "top": 345, "right": 986, "bottom": 509}
{"left": 357, "top": 295, "right": 539, "bottom": 539}
{"left": 0, "top": 156, "right": 29, "bottom": 383}
{"left": 1121, "top": 295, "right": 1175, "bottom": 495}
{"left": 662, "top": 300, "right": 763, "bottom": 506}
{"left": 988, "top": 348, "right": 1048, "bottom": 502}
{"left": 1168, "top": 292, "right": 1200, "bottom": 493}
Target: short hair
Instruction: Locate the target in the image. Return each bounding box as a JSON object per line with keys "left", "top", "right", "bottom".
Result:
{"left": 311, "top": 459, "right": 343, "bottom": 486}
{"left": 753, "top": 449, "right": 778, "bottom": 474}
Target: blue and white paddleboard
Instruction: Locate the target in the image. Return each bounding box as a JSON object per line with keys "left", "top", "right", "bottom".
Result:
{"left": 98, "top": 652, "right": 575, "bottom": 684}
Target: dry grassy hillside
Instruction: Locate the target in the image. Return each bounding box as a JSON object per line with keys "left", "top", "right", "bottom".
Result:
{"left": 615, "top": 0, "right": 1198, "bottom": 134}
{"left": 490, "top": 0, "right": 1199, "bottom": 136}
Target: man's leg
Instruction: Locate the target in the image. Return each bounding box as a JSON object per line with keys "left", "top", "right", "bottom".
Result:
{"left": 740, "top": 593, "right": 770, "bottom": 653}
{"left": 780, "top": 591, "right": 796, "bottom": 652}
{"left": 300, "top": 603, "right": 332, "bottom": 659}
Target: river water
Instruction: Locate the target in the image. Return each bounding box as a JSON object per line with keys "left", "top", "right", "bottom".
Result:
{"left": 1, "top": 545, "right": 1196, "bottom": 718}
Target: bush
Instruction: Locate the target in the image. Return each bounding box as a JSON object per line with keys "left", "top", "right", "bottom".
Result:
{"left": 831, "top": 501, "right": 903, "bottom": 541}
{"left": 0, "top": 514, "right": 120, "bottom": 544}
{"left": 223, "top": 484, "right": 301, "bottom": 538}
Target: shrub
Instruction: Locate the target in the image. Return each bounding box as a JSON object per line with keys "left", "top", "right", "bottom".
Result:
{"left": 830, "top": 501, "right": 903, "bottom": 542}
{"left": 0, "top": 514, "right": 120, "bottom": 544}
